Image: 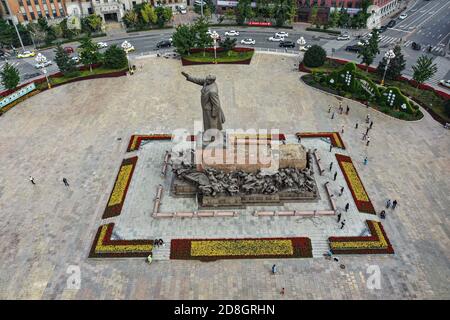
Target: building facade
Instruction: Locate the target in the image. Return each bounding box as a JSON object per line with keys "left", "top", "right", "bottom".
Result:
{"left": 0, "top": 0, "right": 68, "bottom": 24}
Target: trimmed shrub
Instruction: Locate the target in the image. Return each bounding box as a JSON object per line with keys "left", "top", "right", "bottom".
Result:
{"left": 303, "top": 45, "right": 327, "bottom": 68}
{"left": 103, "top": 45, "right": 128, "bottom": 69}
{"left": 379, "top": 86, "right": 415, "bottom": 114}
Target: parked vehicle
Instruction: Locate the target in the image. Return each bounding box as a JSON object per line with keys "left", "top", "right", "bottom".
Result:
{"left": 275, "top": 31, "right": 289, "bottom": 38}
{"left": 71, "top": 56, "right": 80, "bottom": 63}
{"left": 64, "top": 47, "right": 74, "bottom": 54}
{"left": 241, "top": 38, "right": 256, "bottom": 45}
{"left": 17, "top": 50, "right": 36, "bottom": 58}
{"left": 225, "top": 30, "right": 239, "bottom": 36}
{"left": 177, "top": 5, "right": 187, "bottom": 14}
{"left": 156, "top": 40, "right": 172, "bottom": 48}
{"left": 123, "top": 45, "right": 135, "bottom": 53}
{"left": 379, "top": 25, "right": 388, "bottom": 33}
{"left": 299, "top": 45, "right": 312, "bottom": 52}
{"left": 439, "top": 79, "right": 450, "bottom": 88}
{"left": 411, "top": 42, "right": 421, "bottom": 50}
{"left": 279, "top": 41, "right": 295, "bottom": 48}
{"left": 399, "top": 13, "right": 408, "bottom": 20}
{"left": 34, "top": 60, "right": 52, "bottom": 68}
{"left": 337, "top": 34, "right": 350, "bottom": 41}
{"left": 387, "top": 20, "right": 396, "bottom": 28}
{"left": 268, "top": 36, "right": 284, "bottom": 42}
{"left": 97, "top": 42, "right": 108, "bottom": 48}
{"left": 345, "top": 45, "right": 361, "bottom": 53}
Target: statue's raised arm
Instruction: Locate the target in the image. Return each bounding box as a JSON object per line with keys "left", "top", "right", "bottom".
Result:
{"left": 181, "top": 72, "right": 206, "bottom": 86}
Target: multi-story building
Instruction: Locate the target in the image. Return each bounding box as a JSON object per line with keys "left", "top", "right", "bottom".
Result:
{"left": 64, "top": 0, "right": 94, "bottom": 16}
{"left": 0, "top": 0, "right": 68, "bottom": 24}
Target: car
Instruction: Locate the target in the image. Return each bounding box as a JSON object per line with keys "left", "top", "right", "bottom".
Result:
{"left": 387, "top": 20, "right": 396, "bottom": 28}
{"left": 64, "top": 47, "right": 74, "bottom": 54}
{"left": 345, "top": 45, "right": 361, "bottom": 53}
{"left": 268, "top": 36, "right": 284, "bottom": 42}
{"left": 399, "top": 13, "right": 408, "bottom": 20}
{"left": 379, "top": 25, "right": 388, "bottom": 33}
{"left": 241, "top": 38, "right": 256, "bottom": 45}
{"left": 275, "top": 31, "right": 289, "bottom": 38}
{"left": 156, "top": 40, "right": 172, "bottom": 48}
{"left": 439, "top": 80, "right": 450, "bottom": 88}
{"left": 17, "top": 50, "right": 36, "bottom": 58}
{"left": 97, "top": 42, "right": 108, "bottom": 48}
{"left": 71, "top": 56, "right": 80, "bottom": 63}
{"left": 337, "top": 34, "right": 350, "bottom": 41}
{"left": 279, "top": 41, "right": 295, "bottom": 48}
{"left": 225, "top": 30, "right": 239, "bottom": 36}
{"left": 299, "top": 44, "right": 312, "bottom": 52}
{"left": 34, "top": 60, "right": 52, "bottom": 69}
{"left": 177, "top": 5, "right": 187, "bottom": 14}
{"left": 411, "top": 42, "right": 421, "bottom": 50}
{"left": 123, "top": 45, "right": 135, "bottom": 53}
{"left": 162, "top": 52, "right": 180, "bottom": 59}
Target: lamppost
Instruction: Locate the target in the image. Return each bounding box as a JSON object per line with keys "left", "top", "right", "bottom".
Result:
{"left": 35, "top": 53, "right": 51, "bottom": 89}
{"left": 381, "top": 49, "right": 395, "bottom": 86}
{"left": 121, "top": 40, "right": 132, "bottom": 74}
{"left": 210, "top": 31, "right": 220, "bottom": 63}
{"left": 297, "top": 37, "right": 306, "bottom": 52}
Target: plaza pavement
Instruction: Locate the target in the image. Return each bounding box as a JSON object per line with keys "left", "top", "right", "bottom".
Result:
{"left": 0, "top": 53, "right": 449, "bottom": 299}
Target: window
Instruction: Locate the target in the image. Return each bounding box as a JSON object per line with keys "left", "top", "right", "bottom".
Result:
{"left": 34, "top": 0, "right": 39, "bottom": 4}
{"left": 27, "top": 0, "right": 31, "bottom": 5}
{"left": 30, "top": 12, "right": 35, "bottom": 19}
{"left": 52, "top": 9, "right": 57, "bottom": 15}
{"left": 59, "top": 8, "right": 64, "bottom": 15}
{"left": 23, "top": 13, "right": 29, "bottom": 21}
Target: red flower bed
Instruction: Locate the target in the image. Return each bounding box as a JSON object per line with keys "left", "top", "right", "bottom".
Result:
{"left": 89, "top": 223, "right": 153, "bottom": 258}
{"left": 170, "top": 237, "right": 312, "bottom": 261}
{"left": 299, "top": 63, "right": 312, "bottom": 73}
{"left": 329, "top": 220, "right": 394, "bottom": 254}
{"left": 102, "top": 156, "right": 138, "bottom": 219}
{"left": 296, "top": 132, "right": 346, "bottom": 149}
{"left": 335, "top": 154, "right": 376, "bottom": 214}
{"left": 126, "top": 134, "right": 172, "bottom": 152}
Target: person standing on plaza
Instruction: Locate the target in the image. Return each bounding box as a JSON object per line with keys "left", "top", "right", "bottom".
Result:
{"left": 345, "top": 203, "right": 349, "bottom": 212}
{"left": 62, "top": 177, "right": 69, "bottom": 187}
{"left": 362, "top": 132, "right": 367, "bottom": 140}
{"left": 380, "top": 210, "right": 386, "bottom": 219}
{"left": 280, "top": 288, "right": 285, "bottom": 295}
{"left": 366, "top": 114, "right": 370, "bottom": 123}
{"left": 369, "top": 121, "right": 373, "bottom": 129}
{"left": 363, "top": 157, "right": 368, "bottom": 165}
{"left": 392, "top": 200, "right": 398, "bottom": 209}
{"left": 331, "top": 111, "right": 335, "bottom": 119}
{"left": 147, "top": 252, "right": 153, "bottom": 264}
{"left": 330, "top": 144, "right": 333, "bottom": 152}
{"left": 272, "top": 264, "right": 277, "bottom": 274}
{"left": 333, "top": 172, "right": 338, "bottom": 181}
{"left": 386, "top": 199, "right": 391, "bottom": 209}
{"left": 340, "top": 220, "right": 346, "bottom": 229}
{"left": 337, "top": 212, "right": 342, "bottom": 223}
{"left": 328, "top": 105, "right": 332, "bottom": 113}
{"left": 355, "top": 122, "right": 358, "bottom": 129}
{"left": 366, "top": 137, "right": 371, "bottom": 146}
{"left": 329, "top": 162, "right": 333, "bottom": 171}
{"left": 365, "top": 126, "right": 370, "bottom": 135}
{"left": 340, "top": 186, "right": 344, "bottom": 196}
{"left": 346, "top": 105, "right": 350, "bottom": 115}
{"left": 29, "top": 176, "right": 35, "bottom": 185}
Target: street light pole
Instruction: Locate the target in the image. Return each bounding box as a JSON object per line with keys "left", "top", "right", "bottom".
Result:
{"left": 35, "top": 53, "right": 51, "bottom": 89}
{"left": 12, "top": 16, "right": 25, "bottom": 52}
{"left": 381, "top": 49, "right": 395, "bottom": 86}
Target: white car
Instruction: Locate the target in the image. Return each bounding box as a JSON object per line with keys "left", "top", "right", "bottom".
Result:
{"left": 34, "top": 60, "right": 52, "bottom": 69}
{"left": 123, "top": 45, "right": 135, "bottom": 53}
{"left": 299, "top": 45, "right": 312, "bottom": 52}
{"left": 268, "top": 36, "right": 285, "bottom": 42}
{"left": 97, "top": 42, "right": 108, "bottom": 48}
{"left": 275, "top": 31, "right": 289, "bottom": 38}
{"left": 399, "top": 13, "right": 408, "bottom": 20}
{"left": 337, "top": 34, "right": 350, "bottom": 41}
{"left": 241, "top": 38, "right": 256, "bottom": 45}
{"left": 225, "top": 30, "right": 240, "bottom": 36}
{"left": 439, "top": 79, "right": 450, "bottom": 88}
{"left": 71, "top": 56, "right": 80, "bottom": 63}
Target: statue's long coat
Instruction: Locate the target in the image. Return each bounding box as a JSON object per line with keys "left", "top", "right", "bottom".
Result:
{"left": 186, "top": 75, "right": 225, "bottom": 131}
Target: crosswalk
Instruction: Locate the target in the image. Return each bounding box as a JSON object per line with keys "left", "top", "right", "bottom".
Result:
{"left": 375, "top": 35, "right": 446, "bottom": 54}
{"left": 0, "top": 61, "right": 20, "bottom": 69}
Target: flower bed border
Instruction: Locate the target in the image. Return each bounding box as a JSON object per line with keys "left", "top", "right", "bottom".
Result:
{"left": 170, "top": 237, "right": 312, "bottom": 261}
{"left": 102, "top": 156, "right": 138, "bottom": 219}
{"left": 181, "top": 47, "right": 254, "bottom": 66}
{"left": 329, "top": 220, "right": 394, "bottom": 254}
{"left": 335, "top": 154, "right": 376, "bottom": 214}
{"left": 296, "top": 132, "right": 346, "bottom": 149}
{"left": 126, "top": 134, "right": 172, "bottom": 152}
{"left": 89, "top": 223, "right": 153, "bottom": 258}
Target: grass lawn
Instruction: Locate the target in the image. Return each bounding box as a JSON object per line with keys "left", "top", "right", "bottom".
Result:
{"left": 183, "top": 50, "right": 254, "bottom": 63}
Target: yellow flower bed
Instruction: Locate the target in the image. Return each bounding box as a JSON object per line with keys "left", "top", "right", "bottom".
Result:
{"left": 330, "top": 222, "right": 388, "bottom": 250}
{"left": 341, "top": 162, "right": 369, "bottom": 202}
{"left": 108, "top": 164, "right": 133, "bottom": 206}
{"left": 191, "top": 239, "right": 294, "bottom": 257}
{"left": 95, "top": 225, "right": 152, "bottom": 253}
{"left": 332, "top": 132, "right": 343, "bottom": 148}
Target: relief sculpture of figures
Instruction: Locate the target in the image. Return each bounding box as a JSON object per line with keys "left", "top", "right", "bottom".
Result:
{"left": 181, "top": 72, "right": 225, "bottom": 132}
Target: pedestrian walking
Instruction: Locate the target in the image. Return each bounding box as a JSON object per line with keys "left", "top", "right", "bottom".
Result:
{"left": 366, "top": 114, "right": 370, "bottom": 123}
{"left": 280, "top": 288, "right": 285, "bottom": 295}
{"left": 392, "top": 200, "right": 398, "bottom": 209}
{"left": 362, "top": 132, "right": 367, "bottom": 140}
{"left": 365, "top": 127, "right": 370, "bottom": 135}
{"left": 340, "top": 220, "right": 346, "bottom": 229}
{"left": 29, "top": 176, "right": 35, "bottom": 185}
{"left": 328, "top": 105, "right": 331, "bottom": 113}
{"left": 329, "top": 162, "right": 333, "bottom": 171}
{"left": 341, "top": 125, "right": 345, "bottom": 134}
{"left": 272, "top": 264, "right": 277, "bottom": 274}
{"left": 154, "top": 239, "right": 160, "bottom": 248}
{"left": 355, "top": 122, "right": 358, "bottom": 129}
{"left": 337, "top": 212, "right": 342, "bottom": 223}
{"left": 363, "top": 157, "right": 368, "bottom": 165}
{"left": 333, "top": 171, "right": 338, "bottom": 181}
{"left": 369, "top": 121, "right": 373, "bottom": 129}
{"left": 380, "top": 210, "right": 386, "bottom": 219}
{"left": 329, "top": 144, "right": 333, "bottom": 152}
{"left": 147, "top": 252, "right": 153, "bottom": 264}
{"left": 386, "top": 199, "right": 391, "bottom": 209}
{"left": 346, "top": 105, "right": 350, "bottom": 115}
{"left": 340, "top": 186, "right": 344, "bottom": 196}
{"left": 366, "top": 137, "right": 370, "bottom": 146}
{"left": 62, "top": 177, "right": 69, "bottom": 187}
{"left": 345, "top": 203, "right": 350, "bottom": 212}
{"left": 331, "top": 112, "right": 335, "bottom": 119}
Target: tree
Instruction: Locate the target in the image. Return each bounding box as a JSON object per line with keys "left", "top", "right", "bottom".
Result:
{"left": 78, "top": 37, "right": 102, "bottom": 72}
{"left": 338, "top": 6, "right": 350, "bottom": 28}
{"left": 60, "top": 18, "right": 77, "bottom": 40}
{"left": 220, "top": 36, "right": 237, "bottom": 56}
{"left": 236, "top": 0, "right": 253, "bottom": 25}
{"left": 303, "top": 45, "right": 326, "bottom": 68}
{"left": 140, "top": 3, "right": 157, "bottom": 25}
{"left": 155, "top": 6, "right": 173, "bottom": 28}
{"left": 329, "top": 9, "right": 340, "bottom": 28}
{"left": 81, "top": 14, "right": 103, "bottom": 34}
{"left": 273, "top": 0, "right": 293, "bottom": 27}
{"left": 172, "top": 24, "right": 196, "bottom": 55}
{"left": 309, "top": 5, "right": 319, "bottom": 27}
{"left": 224, "top": 8, "right": 235, "bottom": 21}
{"left": 103, "top": 45, "right": 128, "bottom": 69}
{"left": 376, "top": 45, "right": 406, "bottom": 80}
{"left": 123, "top": 10, "right": 139, "bottom": 28}
{"left": 0, "top": 19, "right": 14, "bottom": 47}
{"left": 0, "top": 62, "right": 20, "bottom": 90}
{"left": 358, "top": 29, "right": 380, "bottom": 71}
{"left": 193, "top": 16, "right": 213, "bottom": 56}
{"left": 412, "top": 55, "right": 437, "bottom": 87}
{"left": 54, "top": 44, "right": 78, "bottom": 76}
